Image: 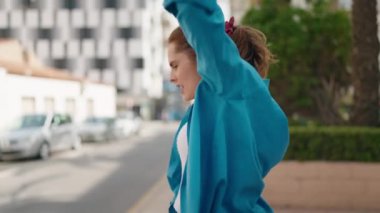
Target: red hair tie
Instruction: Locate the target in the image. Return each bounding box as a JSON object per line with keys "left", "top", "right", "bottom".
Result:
{"left": 225, "top": 16, "right": 236, "bottom": 36}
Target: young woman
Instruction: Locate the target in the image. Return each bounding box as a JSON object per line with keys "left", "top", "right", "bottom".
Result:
{"left": 164, "top": 0, "right": 289, "bottom": 212}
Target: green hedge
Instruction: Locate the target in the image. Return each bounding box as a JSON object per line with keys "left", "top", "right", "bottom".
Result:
{"left": 285, "top": 127, "right": 380, "bottom": 162}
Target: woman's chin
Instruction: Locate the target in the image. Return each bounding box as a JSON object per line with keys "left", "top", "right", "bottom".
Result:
{"left": 182, "top": 96, "right": 190, "bottom": 102}
{"left": 182, "top": 95, "right": 195, "bottom": 102}
{"left": 182, "top": 94, "right": 191, "bottom": 102}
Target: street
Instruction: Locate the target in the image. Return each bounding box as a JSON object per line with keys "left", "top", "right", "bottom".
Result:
{"left": 1, "top": 121, "right": 378, "bottom": 213}
{"left": 0, "top": 122, "right": 177, "bottom": 213}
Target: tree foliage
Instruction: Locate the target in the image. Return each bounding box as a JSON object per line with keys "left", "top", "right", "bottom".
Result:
{"left": 242, "top": 0, "right": 352, "bottom": 125}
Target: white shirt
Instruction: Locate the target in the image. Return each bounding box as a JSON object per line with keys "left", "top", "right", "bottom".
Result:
{"left": 173, "top": 123, "right": 188, "bottom": 212}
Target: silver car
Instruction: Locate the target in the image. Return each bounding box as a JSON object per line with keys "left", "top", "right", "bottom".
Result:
{"left": 79, "top": 117, "right": 117, "bottom": 142}
{"left": 115, "top": 111, "right": 142, "bottom": 139}
{"left": 0, "top": 113, "right": 82, "bottom": 161}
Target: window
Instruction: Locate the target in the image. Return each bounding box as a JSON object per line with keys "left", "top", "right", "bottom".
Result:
{"left": 44, "top": 97, "right": 55, "bottom": 113}
{"left": 66, "top": 98, "right": 76, "bottom": 118}
{"left": 104, "top": 0, "right": 118, "bottom": 8}
{"left": 87, "top": 99, "right": 94, "bottom": 117}
{"left": 11, "top": 114, "right": 47, "bottom": 129}
{"left": 52, "top": 114, "right": 72, "bottom": 126}
{"left": 51, "top": 115, "right": 62, "bottom": 126}
{"left": 38, "top": 28, "right": 54, "bottom": 40}
{"left": 0, "top": 28, "right": 12, "bottom": 38}
{"left": 118, "top": 27, "right": 141, "bottom": 39}
{"left": 94, "top": 58, "right": 109, "bottom": 69}
{"left": 19, "top": 0, "right": 38, "bottom": 9}
{"left": 53, "top": 58, "right": 69, "bottom": 69}
{"left": 118, "top": 27, "right": 133, "bottom": 39}
{"left": 78, "top": 27, "right": 95, "bottom": 39}
{"left": 61, "top": 114, "right": 72, "bottom": 124}
{"left": 21, "top": 97, "right": 36, "bottom": 114}
{"left": 133, "top": 58, "right": 144, "bottom": 69}
{"left": 137, "top": 0, "right": 146, "bottom": 8}
{"left": 62, "top": 0, "right": 78, "bottom": 9}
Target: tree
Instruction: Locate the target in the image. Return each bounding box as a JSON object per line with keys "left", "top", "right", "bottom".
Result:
{"left": 350, "top": 0, "right": 380, "bottom": 126}
{"left": 242, "top": 0, "right": 352, "bottom": 125}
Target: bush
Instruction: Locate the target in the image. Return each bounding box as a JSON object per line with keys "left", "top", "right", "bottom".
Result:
{"left": 285, "top": 127, "right": 380, "bottom": 162}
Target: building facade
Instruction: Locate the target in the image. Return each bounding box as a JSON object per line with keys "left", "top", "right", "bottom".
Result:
{"left": 0, "top": 40, "right": 116, "bottom": 130}
{"left": 0, "top": 68, "right": 116, "bottom": 129}
{"left": 0, "top": 0, "right": 166, "bottom": 119}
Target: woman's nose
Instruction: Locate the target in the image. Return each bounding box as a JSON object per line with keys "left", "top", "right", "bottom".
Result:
{"left": 170, "top": 72, "right": 176, "bottom": 83}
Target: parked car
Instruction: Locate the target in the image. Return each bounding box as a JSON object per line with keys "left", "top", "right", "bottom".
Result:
{"left": 0, "top": 113, "right": 82, "bottom": 161}
{"left": 79, "top": 117, "right": 118, "bottom": 142}
{"left": 115, "top": 111, "right": 142, "bottom": 139}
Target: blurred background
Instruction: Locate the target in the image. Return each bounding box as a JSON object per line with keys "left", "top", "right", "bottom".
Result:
{"left": 0, "top": 0, "right": 379, "bottom": 213}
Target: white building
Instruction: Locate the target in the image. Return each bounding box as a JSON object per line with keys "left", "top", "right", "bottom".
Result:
{"left": 0, "top": 0, "right": 168, "bottom": 119}
{"left": 0, "top": 40, "right": 116, "bottom": 130}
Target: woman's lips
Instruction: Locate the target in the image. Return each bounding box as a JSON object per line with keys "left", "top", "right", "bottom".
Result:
{"left": 177, "top": 85, "right": 184, "bottom": 94}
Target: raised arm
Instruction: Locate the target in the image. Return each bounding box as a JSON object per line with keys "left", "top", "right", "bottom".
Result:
{"left": 164, "top": 0, "right": 268, "bottom": 98}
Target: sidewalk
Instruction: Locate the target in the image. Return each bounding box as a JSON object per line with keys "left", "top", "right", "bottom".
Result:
{"left": 128, "top": 161, "right": 380, "bottom": 213}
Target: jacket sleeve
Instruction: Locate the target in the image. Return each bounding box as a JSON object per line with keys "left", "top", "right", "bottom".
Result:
{"left": 163, "top": 0, "right": 269, "bottom": 99}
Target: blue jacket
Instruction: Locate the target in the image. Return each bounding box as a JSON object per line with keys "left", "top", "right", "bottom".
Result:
{"left": 164, "top": 0, "right": 290, "bottom": 212}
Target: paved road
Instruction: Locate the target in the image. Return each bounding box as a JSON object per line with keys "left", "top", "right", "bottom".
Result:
{"left": 0, "top": 122, "right": 177, "bottom": 213}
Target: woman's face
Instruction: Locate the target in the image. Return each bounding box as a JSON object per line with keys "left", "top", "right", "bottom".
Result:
{"left": 168, "top": 43, "right": 201, "bottom": 101}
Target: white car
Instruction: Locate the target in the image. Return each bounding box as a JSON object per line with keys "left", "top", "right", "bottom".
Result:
{"left": 79, "top": 117, "right": 117, "bottom": 142}
{"left": 115, "top": 111, "right": 142, "bottom": 139}
{"left": 0, "top": 113, "right": 81, "bottom": 161}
